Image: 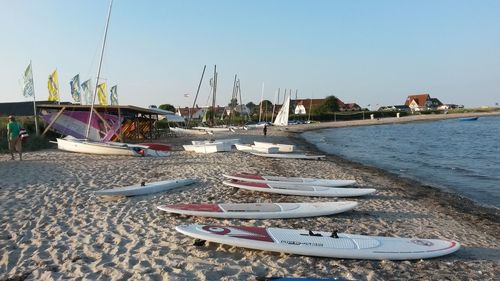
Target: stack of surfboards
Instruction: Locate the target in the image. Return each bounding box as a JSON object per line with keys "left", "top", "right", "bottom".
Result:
{"left": 167, "top": 173, "right": 460, "bottom": 260}
{"left": 221, "top": 173, "right": 374, "bottom": 197}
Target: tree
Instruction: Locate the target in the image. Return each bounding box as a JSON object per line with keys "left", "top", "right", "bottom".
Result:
{"left": 159, "top": 104, "right": 176, "bottom": 112}
{"left": 318, "top": 95, "right": 340, "bottom": 112}
{"left": 259, "top": 100, "right": 273, "bottom": 112}
{"left": 228, "top": 98, "right": 238, "bottom": 109}
{"left": 246, "top": 102, "right": 257, "bottom": 114}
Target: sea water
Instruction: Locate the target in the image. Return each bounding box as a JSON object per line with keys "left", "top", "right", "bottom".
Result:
{"left": 303, "top": 116, "right": 500, "bottom": 210}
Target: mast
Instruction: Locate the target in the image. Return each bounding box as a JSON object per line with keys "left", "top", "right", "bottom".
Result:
{"left": 308, "top": 97, "right": 313, "bottom": 122}
{"left": 230, "top": 74, "right": 237, "bottom": 125}
{"left": 271, "top": 88, "right": 279, "bottom": 123}
{"left": 30, "top": 61, "right": 39, "bottom": 135}
{"left": 211, "top": 65, "right": 217, "bottom": 126}
{"left": 86, "top": 0, "right": 113, "bottom": 140}
{"left": 258, "top": 82, "right": 264, "bottom": 122}
{"left": 189, "top": 65, "right": 206, "bottom": 127}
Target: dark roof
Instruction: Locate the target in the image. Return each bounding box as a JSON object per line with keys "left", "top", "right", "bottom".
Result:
{"left": 0, "top": 101, "right": 55, "bottom": 117}
{"left": 36, "top": 104, "right": 161, "bottom": 115}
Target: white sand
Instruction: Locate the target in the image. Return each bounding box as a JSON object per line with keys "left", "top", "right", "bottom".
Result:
{"left": 1, "top": 112, "right": 499, "bottom": 280}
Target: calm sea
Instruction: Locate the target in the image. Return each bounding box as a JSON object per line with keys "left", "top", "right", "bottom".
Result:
{"left": 303, "top": 116, "right": 500, "bottom": 210}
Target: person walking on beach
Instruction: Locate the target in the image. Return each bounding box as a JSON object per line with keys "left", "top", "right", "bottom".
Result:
{"left": 263, "top": 124, "right": 267, "bottom": 136}
{"left": 6, "top": 115, "right": 22, "bottom": 160}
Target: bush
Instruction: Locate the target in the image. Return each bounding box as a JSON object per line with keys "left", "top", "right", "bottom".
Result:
{"left": 1, "top": 116, "right": 54, "bottom": 153}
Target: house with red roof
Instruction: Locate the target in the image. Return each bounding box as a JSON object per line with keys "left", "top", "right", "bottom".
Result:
{"left": 405, "top": 94, "right": 443, "bottom": 111}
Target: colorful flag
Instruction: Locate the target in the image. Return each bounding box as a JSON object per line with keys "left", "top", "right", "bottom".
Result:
{"left": 81, "top": 79, "right": 92, "bottom": 105}
{"left": 110, "top": 85, "right": 118, "bottom": 105}
{"left": 97, "top": 83, "right": 107, "bottom": 105}
{"left": 70, "top": 74, "right": 81, "bottom": 103}
{"left": 22, "top": 62, "right": 34, "bottom": 98}
{"left": 47, "top": 70, "right": 59, "bottom": 102}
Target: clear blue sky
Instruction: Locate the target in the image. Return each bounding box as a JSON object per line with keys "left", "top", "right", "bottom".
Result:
{"left": 1, "top": 0, "right": 499, "bottom": 108}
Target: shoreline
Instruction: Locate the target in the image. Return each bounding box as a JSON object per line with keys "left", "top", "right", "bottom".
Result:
{"left": 289, "top": 131, "right": 499, "bottom": 225}
{"left": 284, "top": 115, "right": 500, "bottom": 221}
{"left": 285, "top": 110, "right": 500, "bottom": 133}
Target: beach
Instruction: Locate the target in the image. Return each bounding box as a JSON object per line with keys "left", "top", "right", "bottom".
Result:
{"left": 1, "top": 112, "right": 499, "bottom": 280}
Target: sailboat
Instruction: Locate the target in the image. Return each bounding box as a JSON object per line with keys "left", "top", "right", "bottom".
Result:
{"left": 273, "top": 93, "right": 290, "bottom": 126}
{"left": 55, "top": 0, "right": 167, "bottom": 157}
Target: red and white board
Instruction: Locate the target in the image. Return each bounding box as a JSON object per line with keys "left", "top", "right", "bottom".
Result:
{"left": 250, "top": 152, "right": 325, "bottom": 160}
{"left": 157, "top": 202, "right": 357, "bottom": 219}
{"left": 138, "top": 143, "right": 172, "bottom": 151}
{"left": 223, "top": 173, "right": 356, "bottom": 187}
{"left": 223, "top": 180, "right": 375, "bottom": 197}
{"left": 176, "top": 224, "right": 461, "bottom": 260}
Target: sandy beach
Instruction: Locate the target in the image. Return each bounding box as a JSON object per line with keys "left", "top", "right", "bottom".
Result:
{"left": 1, "top": 112, "right": 499, "bottom": 280}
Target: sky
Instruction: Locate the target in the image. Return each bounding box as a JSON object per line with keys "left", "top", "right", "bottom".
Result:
{"left": 1, "top": 0, "right": 499, "bottom": 109}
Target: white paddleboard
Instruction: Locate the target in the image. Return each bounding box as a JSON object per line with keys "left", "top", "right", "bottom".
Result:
{"left": 95, "top": 178, "right": 196, "bottom": 196}
{"left": 176, "top": 224, "right": 460, "bottom": 260}
{"left": 250, "top": 152, "right": 325, "bottom": 160}
{"left": 253, "top": 141, "right": 295, "bottom": 152}
{"left": 223, "top": 181, "right": 375, "bottom": 197}
{"left": 157, "top": 202, "right": 357, "bottom": 219}
{"left": 223, "top": 173, "right": 356, "bottom": 187}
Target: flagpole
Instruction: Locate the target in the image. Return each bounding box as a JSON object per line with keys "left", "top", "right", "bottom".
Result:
{"left": 30, "top": 61, "right": 39, "bottom": 135}
{"left": 86, "top": 0, "right": 113, "bottom": 140}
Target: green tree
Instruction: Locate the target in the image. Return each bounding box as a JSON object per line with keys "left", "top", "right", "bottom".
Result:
{"left": 228, "top": 98, "right": 238, "bottom": 108}
{"left": 318, "top": 95, "right": 341, "bottom": 113}
{"left": 259, "top": 100, "right": 273, "bottom": 112}
{"left": 159, "top": 104, "right": 176, "bottom": 112}
{"left": 246, "top": 102, "right": 257, "bottom": 114}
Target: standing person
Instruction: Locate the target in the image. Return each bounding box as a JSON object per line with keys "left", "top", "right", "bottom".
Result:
{"left": 263, "top": 124, "right": 268, "bottom": 136}
{"left": 6, "top": 115, "right": 22, "bottom": 160}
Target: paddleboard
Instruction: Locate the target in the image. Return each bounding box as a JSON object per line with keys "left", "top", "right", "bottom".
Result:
{"left": 157, "top": 202, "right": 357, "bottom": 219}
{"left": 253, "top": 141, "right": 295, "bottom": 152}
{"left": 250, "top": 152, "right": 325, "bottom": 160}
{"left": 176, "top": 224, "right": 460, "bottom": 260}
{"left": 223, "top": 174, "right": 356, "bottom": 187}
{"left": 223, "top": 181, "right": 375, "bottom": 197}
{"left": 138, "top": 143, "right": 172, "bottom": 151}
{"left": 95, "top": 178, "right": 196, "bottom": 196}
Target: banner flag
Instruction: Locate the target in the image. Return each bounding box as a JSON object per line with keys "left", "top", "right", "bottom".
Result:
{"left": 110, "top": 85, "right": 118, "bottom": 105}
{"left": 22, "top": 62, "right": 34, "bottom": 97}
{"left": 47, "top": 70, "right": 59, "bottom": 102}
{"left": 70, "top": 74, "right": 81, "bottom": 103}
{"left": 81, "top": 79, "right": 93, "bottom": 105}
{"left": 97, "top": 83, "right": 107, "bottom": 105}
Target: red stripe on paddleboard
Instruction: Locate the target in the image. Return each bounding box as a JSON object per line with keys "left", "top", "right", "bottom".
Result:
{"left": 167, "top": 204, "right": 222, "bottom": 212}
{"left": 139, "top": 143, "right": 171, "bottom": 151}
{"left": 233, "top": 174, "right": 265, "bottom": 180}
{"left": 202, "top": 225, "right": 273, "bottom": 242}
{"left": 232, "top": 180, "right": 270, "bottom": 188}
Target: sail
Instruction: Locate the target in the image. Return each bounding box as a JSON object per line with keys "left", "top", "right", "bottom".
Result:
{"left": 273, "top": 94, "right": 290, "bottom": 126}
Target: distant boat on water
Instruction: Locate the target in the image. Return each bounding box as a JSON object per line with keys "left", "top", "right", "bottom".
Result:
{"left": 458, "top": 117, "right": 479, "bottom": 121}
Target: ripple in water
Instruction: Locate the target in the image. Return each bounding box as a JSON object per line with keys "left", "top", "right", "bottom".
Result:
{"left": 303, "top": 116, "right": 500, "bottom": 210}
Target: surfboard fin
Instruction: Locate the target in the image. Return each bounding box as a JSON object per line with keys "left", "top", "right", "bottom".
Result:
{"left": 193, "top": 239, "right": 206, "bottom": 247}
{"left": 309, "top": 230, "right": 323, "bottom": 237}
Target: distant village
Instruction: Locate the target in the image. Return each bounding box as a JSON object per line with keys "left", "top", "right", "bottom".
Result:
{"left": 1, "top": 93, "right": 464, "bottom": 121}
{"left": 170, "top": 93, "right": 464, "bottom": 121}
